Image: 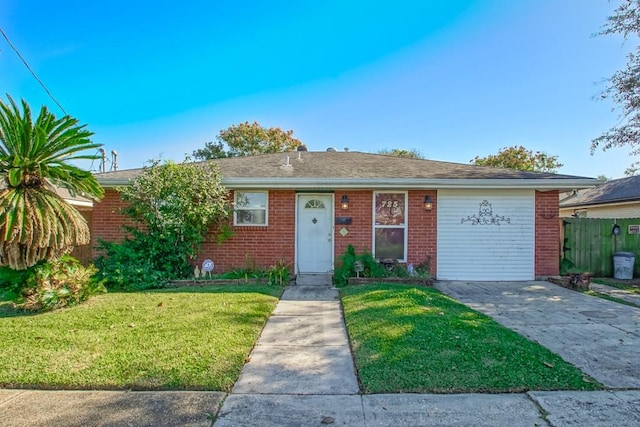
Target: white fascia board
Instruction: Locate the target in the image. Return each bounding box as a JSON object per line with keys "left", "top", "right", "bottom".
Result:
{"left": 222, "top": 177, "right": 600, "bottom": 190}
{"left": 97, "top": 179, "right": 130, "bottom": 187}
{"left": 65, "top": 199, "right": 94, "bottom": 208}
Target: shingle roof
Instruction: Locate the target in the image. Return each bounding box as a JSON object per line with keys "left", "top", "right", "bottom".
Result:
{"left": 560, "top": 175, "right": 640, "bottom": 208}
{"left": 95, "top": 151, "right": 596, "bottom": 189}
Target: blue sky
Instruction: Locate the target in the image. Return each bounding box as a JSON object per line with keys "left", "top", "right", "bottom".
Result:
{"left": 0, "top": 0, "right": 634, "bottom": 178}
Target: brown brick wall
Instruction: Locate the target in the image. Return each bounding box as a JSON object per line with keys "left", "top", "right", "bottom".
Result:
{"left": 407, "top": 190, "right": 437, "bottom": 276}
{"left": 90, "top": 189, "right": 131, "bottom": 253}
{"left": 334, "top": 190, "right": 374, "bottom": 259}
{"left": 91, "top": 187, "right": 551, "bottom": 279}
{"left": 334, "top": 190, "right": 437, "bottom": 275}
{"left": 197, "top": 190, "right": 296, "bottom": 272}
{"left": 535, "top": 190, "right": 560, "bottom": 277}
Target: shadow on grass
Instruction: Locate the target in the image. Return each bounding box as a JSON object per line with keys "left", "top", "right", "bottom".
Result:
{"left": 0, "top": 284, "right": 284, "bottom": 319}
{"left": 340, "top": 283, "right": 601, "bottom": 394}
{"left": 0, "top": 284, "right": 283, "bottom": 391}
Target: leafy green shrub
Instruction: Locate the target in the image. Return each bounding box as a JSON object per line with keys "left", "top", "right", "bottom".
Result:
{"left": 0, "top": 265, "right": 29, "bottom": 292}
{"left": 359, "top": 250, "right": 386, "bottom": 278}
{"left": 333, "top": 246, "right": 431, "bottom": 287}
{"left": 95, "top": 160, "right": 233, "bottom": 291}
{"left": 333, "top": 245, "right": 357, "bottom": 287}
{"left": 188, "top": 258, "right": 290, "bottom": 286}
{"left": 266, "top": 260, "right": 290, "bottom": 286}
{"left": 94, "top": 236, "right": 172, "bottom": 291}
{"left": 2, "top": 255, "right": 106, "bottom": 312}
{"left": 560, "top": 257, "right": 576, "bottom": 275}
{"left": 413, "top": 256, "right": 432, "bottom": 278}
{"left": 333, "top": 245, "right": 386, "bottom": 287}
{"left": 220, "top": 268, "right": 264, "bottom": 281}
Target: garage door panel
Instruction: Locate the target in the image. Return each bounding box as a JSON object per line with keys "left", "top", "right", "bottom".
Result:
{"left": 437, "top": 190, "right": 534, "bottom": 280}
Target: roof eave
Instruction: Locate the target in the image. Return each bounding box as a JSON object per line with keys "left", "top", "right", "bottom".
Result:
{"left": 97, "top": 177, "right": 598, "bottom": 190}
{"left": 98, "top": 179, "right": 129, "bottom": 187}
{"left": 222, "top": 177, "right": 599, "bottom": 190}
{"left": 560, "top": 198, "right": 640, "bottom": 209}
{"left": 65, "top": 198, "right": 94, "bottom": 208}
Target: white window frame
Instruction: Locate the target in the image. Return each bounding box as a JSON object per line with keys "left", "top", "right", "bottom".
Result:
{"left": 234, "top": 190, "right": 268, "bottom": 226}
{"left": 372, "top": 191, "right": 408, "bottom": 262}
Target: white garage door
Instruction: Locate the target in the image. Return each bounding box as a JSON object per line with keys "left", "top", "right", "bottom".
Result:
{"left": 437, "top": 189, "right": 535, "bottom": 280}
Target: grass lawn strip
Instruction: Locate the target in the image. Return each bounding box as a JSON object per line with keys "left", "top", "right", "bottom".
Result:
{"left": 582, "top": 289, "right": 640, "bottom": 308}
{"left": 591, "top": 278, "right": 640, "bottom": 294}
{"left": 341, "top": 283, "right": 602, "bottom": 394}
{"left": 0, "top": 285, "right": 281, "bottom": 391}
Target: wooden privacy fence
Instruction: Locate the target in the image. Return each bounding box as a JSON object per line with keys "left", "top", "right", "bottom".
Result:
{"left": 562, "top": 218, "right": 640, "bottom": 277}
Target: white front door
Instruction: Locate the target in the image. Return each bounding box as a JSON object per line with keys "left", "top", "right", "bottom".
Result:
{"left": 297, "top": 194, "right": 334, "bottom": 273}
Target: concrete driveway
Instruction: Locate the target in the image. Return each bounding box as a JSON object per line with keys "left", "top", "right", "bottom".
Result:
{"left": 434, "top": 280, "right": 640, "bottom": 389}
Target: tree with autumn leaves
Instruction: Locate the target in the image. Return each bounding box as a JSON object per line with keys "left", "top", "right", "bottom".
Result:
{"left": 591, "top": 0, "right": 640, "bottom": 175}
{"left": 192, "top": 121, "right": 303, "bottom": 160}
{"left": 471, "top": 145, "right": 563, "bottom": 173}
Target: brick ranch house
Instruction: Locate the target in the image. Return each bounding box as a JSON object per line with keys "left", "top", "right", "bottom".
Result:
{"left": 91, "top": 151, "right": 597, "bottom": 281}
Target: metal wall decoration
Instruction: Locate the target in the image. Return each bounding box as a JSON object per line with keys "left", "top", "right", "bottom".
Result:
{"left": 461, "top": 200, "right": 511, "bottom": 226}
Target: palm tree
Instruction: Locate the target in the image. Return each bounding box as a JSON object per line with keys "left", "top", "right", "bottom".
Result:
{"left": 0, "top": 96, "right": 104, "bottom": 270}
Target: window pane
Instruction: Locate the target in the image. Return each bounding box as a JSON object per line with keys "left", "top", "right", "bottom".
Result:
{"left": 304, "top": 199, "right": 325, "bottom": 209}
{"left": 236, "top": 192, "right": 267, "bottom": 208}
{"left": 375, "top": 193, "right": 405, "bottom": 225}
{"left": 375, "top": 228, "right": 405, "bottom": 260}
{"left": 236, "top": 209, "right": 266, "bottom": 225}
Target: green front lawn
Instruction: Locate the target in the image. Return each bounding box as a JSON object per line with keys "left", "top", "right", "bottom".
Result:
{"left": 0, "top": 285, "right": 281, "bottom": 391}
{"left": 341, "top": 283, "right": 601, "bottom": 394}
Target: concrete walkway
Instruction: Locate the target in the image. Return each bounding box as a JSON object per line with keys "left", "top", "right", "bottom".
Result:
{"left": 434, "top": 280, "right": 640, "bottom": 389}
{"left": 227, "top": 274, "right": 359, "bottom": 395}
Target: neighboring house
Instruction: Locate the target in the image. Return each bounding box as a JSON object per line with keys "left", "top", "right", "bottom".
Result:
{"left": 559, "top": 176, "right": 640, "bottom": 219}
{"left": 93, "top": 151, "right": 597, "bottom": 281}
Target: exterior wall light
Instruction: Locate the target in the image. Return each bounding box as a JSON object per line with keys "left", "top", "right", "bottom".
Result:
{"left": 341, "top": 195, "right": 349, "bottom": 210}
{"left": 424, "top": 195, "right": 433, "bottom": 211}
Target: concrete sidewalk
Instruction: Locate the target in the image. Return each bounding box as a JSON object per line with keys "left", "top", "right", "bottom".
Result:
{"left": 3, "top": 388, "right": 640, "bottom": 426}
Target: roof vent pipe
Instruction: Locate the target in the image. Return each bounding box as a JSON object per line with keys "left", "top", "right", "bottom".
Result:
{"left": 98, "top": 148, "right": 106, "bottom": 173}
{"left": 111, "top": 150, "right": 118, "bottom": 171}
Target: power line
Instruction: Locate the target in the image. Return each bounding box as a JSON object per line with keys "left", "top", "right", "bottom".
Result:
{"left": 0, "top": 26, "right": 68, "bottom": 116}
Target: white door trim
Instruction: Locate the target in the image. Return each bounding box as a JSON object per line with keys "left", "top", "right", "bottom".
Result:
{"left": 295, "top": 193, "right": 335, "bottom": 274}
